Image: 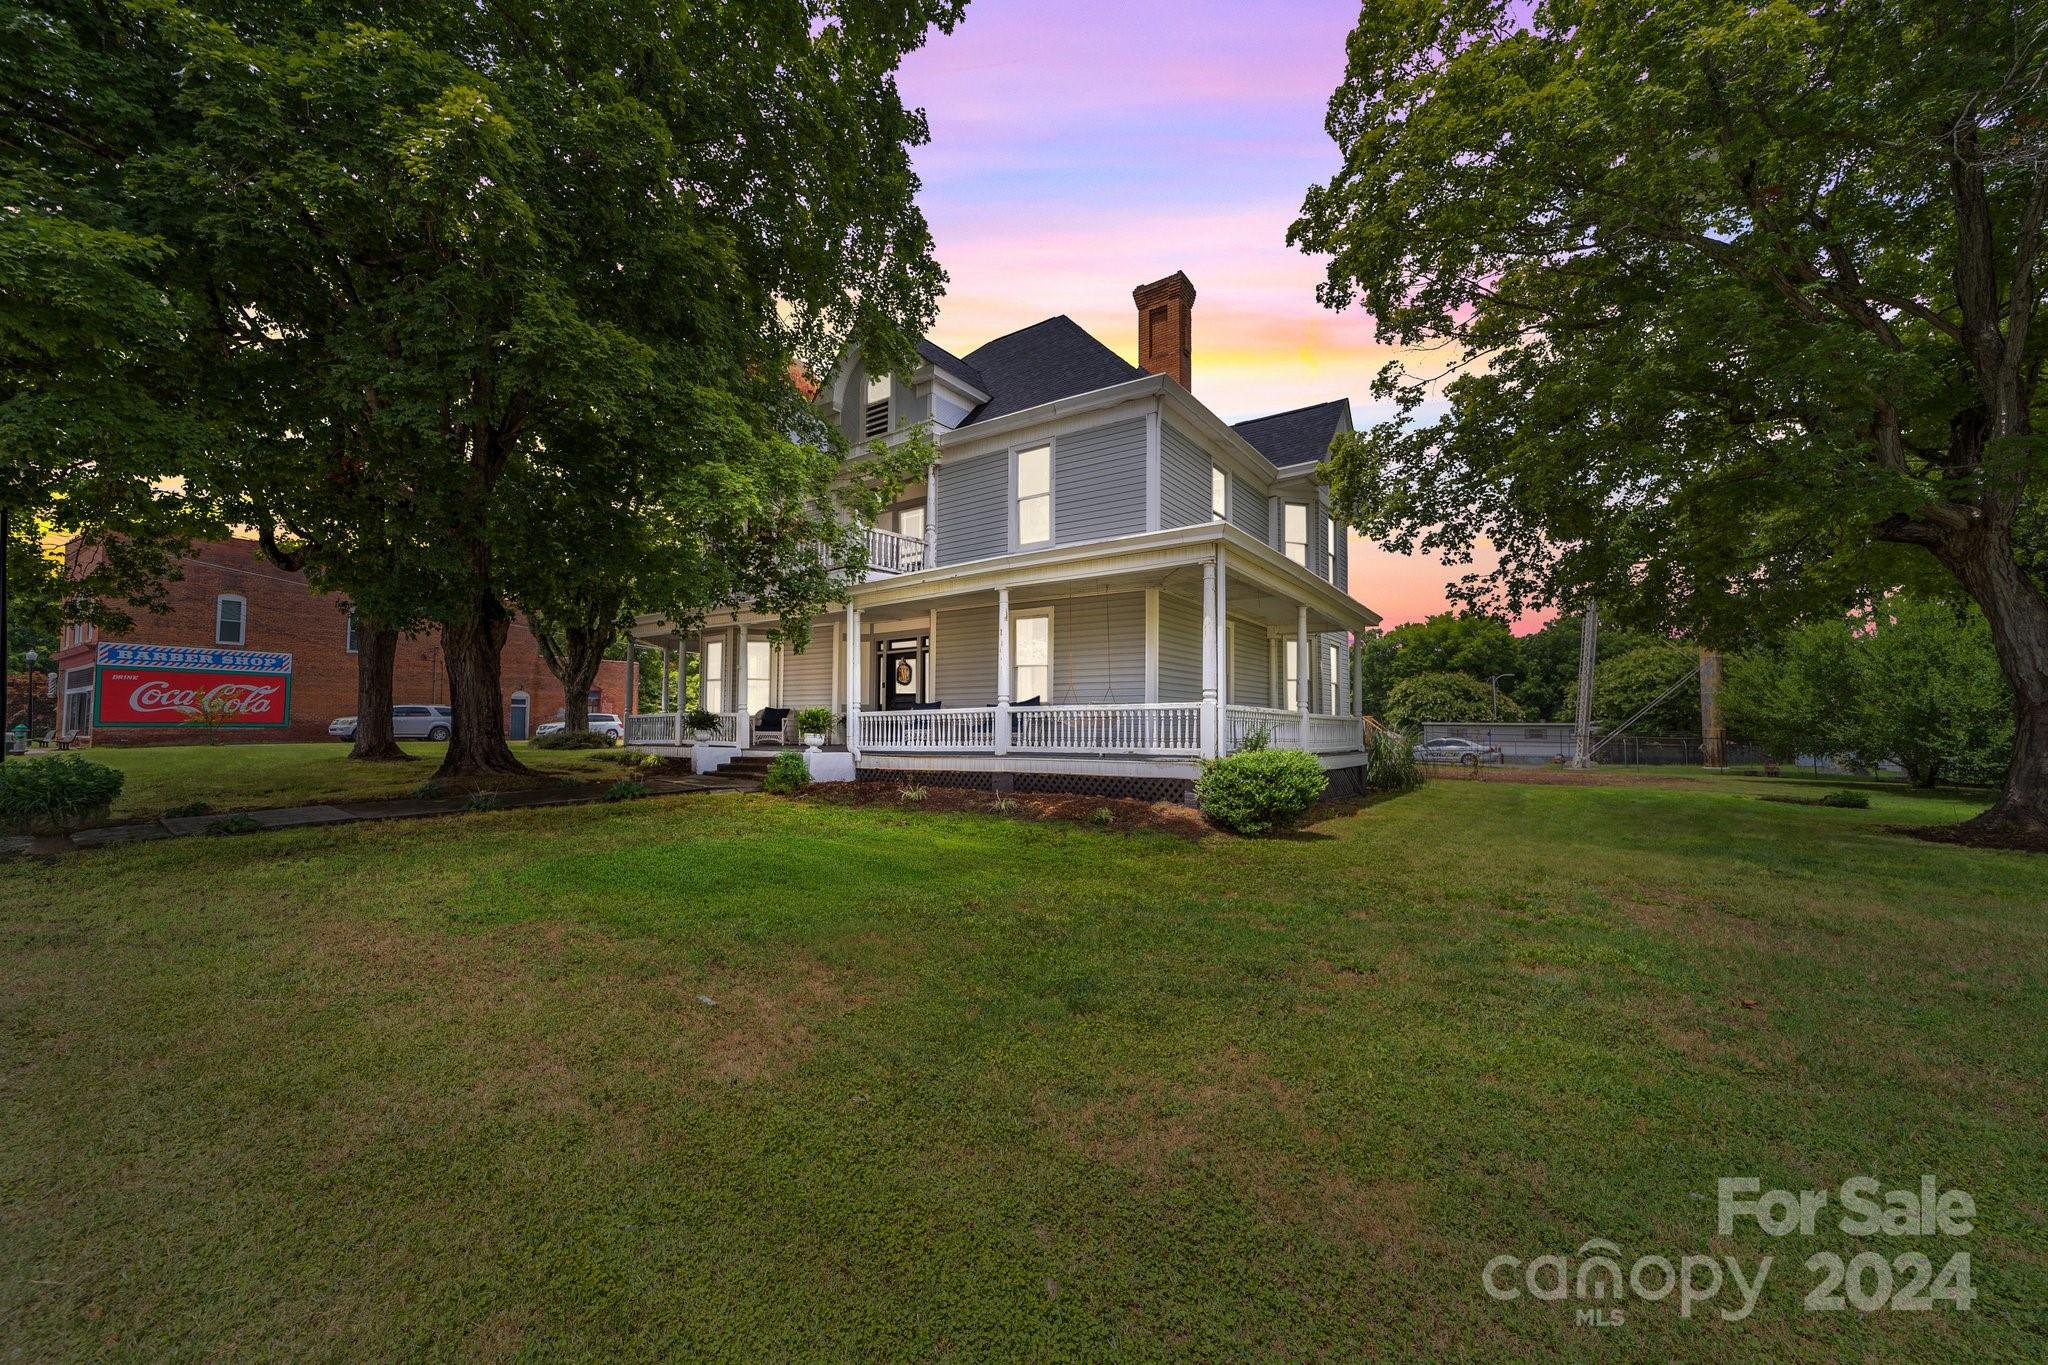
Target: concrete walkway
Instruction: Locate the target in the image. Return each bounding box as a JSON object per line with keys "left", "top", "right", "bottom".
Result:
{"left": 1, "top": 773, "right": 761, "bottom": 857}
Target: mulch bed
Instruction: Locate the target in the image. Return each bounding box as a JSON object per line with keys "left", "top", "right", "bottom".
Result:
{"left": 803, "top": 780, "right": 1217, "bottom": 840}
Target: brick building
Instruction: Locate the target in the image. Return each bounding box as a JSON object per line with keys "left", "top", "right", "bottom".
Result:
{"left": 52, "top": 537, "right": 632, "bottom": 745}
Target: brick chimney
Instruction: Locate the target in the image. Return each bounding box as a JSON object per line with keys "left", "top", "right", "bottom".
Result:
{"left": 1133, "top": 272, "right": 1196, "bottom": 391}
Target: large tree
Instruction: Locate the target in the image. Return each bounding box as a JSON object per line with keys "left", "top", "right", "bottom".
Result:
{"left": 1294, "top": 2, "right": 2048, "bottom": 843}
{"left": 148, "top": 0, "right": 961, "bottom": 777}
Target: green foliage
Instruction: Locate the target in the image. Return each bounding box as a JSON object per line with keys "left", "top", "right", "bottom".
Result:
{"left": 684, "top": 708, "right": 721, "bottom": 733}
{"left": 794, "top": 707, "right": 836, "bottom": 737}
{"left": 1363, "top": 730, "right": 1422, "bottom": 795}
{"left": 410, "top": 780, "right": 446, "bottom": 801}
{"left": 1594, "top": 645, "right": 1701, "bottom": 736}
{"left": 0, "top": 756, "right": 125, "bottom": 834}
{"left": 896, "top": 786, "right": 928, "bottom": 804}
{"left": 201, "top": 813, "right": 263, "bottom": 837}
{"left": 1822, "top": 791, "right": 1871, "bottom": 810}
{"left": 1727, "top": 597, "right": 2011, "bottom": 785}
{"left": 602, "top": 780, "right": 647, "bottom": 803}
{"left": 1357, "top": 613, "right": 1518, "bottom": 717}
{"left": 986, "top": 795, "right": 1019, "bottom": 815}
{"left": 587, "top": 749, "right": 656, "bottom": 770}
{"left": 465, "top": 793, "right": 501, "bottom": 813}
{"left": 1235, "top": 725, "right": 1272, "bottom": 753}
{"left": 760, "top": 752, "right": 811, "bottom": 795}
{"left": 162, "top": 801, "right": 210, "bottom": 819}
{"left": 1196, "top": 749, "right": 1328, "bottom": 836}
{"left": 1296, "top": 0, "right": 2048, "bottom": 829}
{"left": 1089, "top": 806, "right": 1117, "bottom": 828}
{"left": 1383, "top": 672, "right": 1524, "bottom": 734}
{"left": 530, "top": 730, "right": 615, "bottom": 751}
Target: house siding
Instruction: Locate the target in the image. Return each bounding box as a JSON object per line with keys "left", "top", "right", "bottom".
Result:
{"left": 1157, "top": 592, "right": 1202, "bottom": 703}
{"left": 934, "top": 604, "right": 996, "bottom": 705}
{"left": 1040, "top": 592, "right": 1145, "bottom": 704}
{"left": 1158, "top": 421, "right": 1210, "bottom": 529}
{"left": 1229, "top": 474, "right": 1268, "bottom": 545}
{"left": 933, "top": 449, "right": 1008, "bottom": 565}
{"left": 1054, "top": 418, "right": 1148, "bottom": 545}
{"left": 779, "top": 625, "right": 836, "bottom": 708}
{"left": 1231, "top": 621, "right": 1269, "bottom": 706}
{"left": 1335, "top": 523, "right": 1349, "bottom": 593}
{"left": 1311, "top": 499, "right": 1331, "bottom": 583}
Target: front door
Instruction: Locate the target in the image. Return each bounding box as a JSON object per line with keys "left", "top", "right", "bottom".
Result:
{"left": 882, "top": 648, "right": 921, "bottom": 710}
{"left": 508, "top": 694, "right": 529, "bottom": 740}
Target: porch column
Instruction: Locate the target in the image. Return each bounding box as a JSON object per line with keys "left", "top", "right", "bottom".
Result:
{"left": 995, "top": 587, "right": 1011, "bottom": 756}
{"left": 924, "top": 466, "right": 939, "bottom": 568}
{"left": 1296, "top": 604, "right": 1311, "bottom": 735}
{"left": 1214, "top": 548, "right": 1229, "bottom": 751}
{"left": 1199, "top": 557, "right": 1219, "bottom": 758}
{"left": 845, "top": 604, "right": 861, "bottom": 757}
{"left": 658, "top": 645, "right": 669, "bottom": 715}
{"left": 734, "top": 623, "right": 751, "bottom": 747}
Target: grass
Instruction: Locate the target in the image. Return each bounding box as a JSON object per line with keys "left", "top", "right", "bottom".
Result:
{"left": 3, "top": 777, "right": 2044, "bottom": 1358}
{"left": 9, "top": 741, "right": 615, "bottom": 820}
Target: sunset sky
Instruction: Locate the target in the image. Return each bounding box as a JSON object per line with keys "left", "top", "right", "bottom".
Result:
{"left": 897, "top": 0, "right": 1525, "bottom": 629}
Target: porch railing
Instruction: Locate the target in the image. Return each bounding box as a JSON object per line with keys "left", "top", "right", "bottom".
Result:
{"left": 1224, "top": 706, "right": 1300, "bottom": 753}
{"left": 1011, "top": 703, "right": 1202, "bottom": 756}
{"left": 1302, "top": 715, "right": 1363, "bottom": 753}
{"left": 867, "top": 526, "right": 927, "bottom": 576}
{"left": 625, "top": 712, "right": 677, "bottom": 746}
{"left": 858, "top": 706, "right": 995, "bottom": 751}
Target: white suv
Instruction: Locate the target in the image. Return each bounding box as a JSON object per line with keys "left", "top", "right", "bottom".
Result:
{"left": 329, "top": 705, "right": 455, "bottom": 741}
{"left": 534, "top": 713, "right": 624, "bottom": 741}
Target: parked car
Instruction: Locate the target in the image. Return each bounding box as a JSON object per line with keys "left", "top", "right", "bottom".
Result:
{"left": 1411, "top": 736, "right": 1504, "bottom": 766}
{"left": 534, "top": 713, "right": 625, "bottom": 742}
{"left": 328, "top": 704, "right": 455, "bottom": 742}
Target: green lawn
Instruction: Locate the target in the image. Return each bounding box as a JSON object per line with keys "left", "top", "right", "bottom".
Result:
{"left": 11, "top": 741, "right": 620, "bottom": 819}
{"left": 3, "top": 778, "right": 2043, "bottom": 1358}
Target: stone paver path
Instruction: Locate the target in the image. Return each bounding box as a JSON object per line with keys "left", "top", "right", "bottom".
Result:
{"left": 1, "top": 773, "right": 760, "bottom": 857}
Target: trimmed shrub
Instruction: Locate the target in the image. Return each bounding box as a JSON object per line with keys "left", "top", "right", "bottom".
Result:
{"left": 1196, "top": 748, "right": 1327, "bottom": 835}
{"left": 761, "top": 751, "right": 811, "bottom": 794}
{"left": 1821, "top": 790, "right": 1871, "bottom": 809}
{"left": 603, "top": 779, "right": 648, "bottom": 802}
{"left": 531, "top": 729, "right": 615, "bottom": 750}
{"left": 0, "top": 756, "right": 125, "bottom": 835}
{"left": 1363, "top": 730, "right": 1422, "bottom": 794}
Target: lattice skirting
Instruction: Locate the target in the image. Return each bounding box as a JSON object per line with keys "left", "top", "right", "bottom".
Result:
{"left": 854, "top": 768, "right": 1196, "bottom": 804}
{"left": 1321, "top": 764, "right": 1371, "bottom": 800}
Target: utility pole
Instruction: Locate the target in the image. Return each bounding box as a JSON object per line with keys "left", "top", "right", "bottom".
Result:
{"left": 1570, "top": 602, "right": 1598, "bottom": 769}
{"left": 1699, "top": 649, "right": 1726, "bottom": 769}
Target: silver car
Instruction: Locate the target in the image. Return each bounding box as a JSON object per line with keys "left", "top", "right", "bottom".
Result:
{"left": 534, "top": 713, "right": 625, "bottom": 741}
{"left": 1411, "top": 736, "right": 1503, "bottom": 766}
{"left": 328, "top": 704, "right": 455, "bottom": 742}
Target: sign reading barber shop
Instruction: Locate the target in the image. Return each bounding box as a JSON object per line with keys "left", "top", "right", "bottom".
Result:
{"left": 94, "top": 643, "right": 293, "bottom": 729}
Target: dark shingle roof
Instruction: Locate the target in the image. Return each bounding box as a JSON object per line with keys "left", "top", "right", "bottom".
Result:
{"left": 1230, "top": 399, "right": 1351, "bottom": 467}
{"left": 916, "top": 339, "right": 987, "bottom": 395}
{"left": 956, "top": 316, "right": 1144, "bottom": 423}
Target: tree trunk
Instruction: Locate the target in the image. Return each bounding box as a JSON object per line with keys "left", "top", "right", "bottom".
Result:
{"left": 534, "top": 620, "right": 609, "bottom": 732}
{"left": 436, "top": 598, "right": 528, "bottom": 779}
{"left": 348, "top": 623, "right": 410, "bottom": 762}
{"left": 1938, "top": 528, "right": 2048, "bottom": 842}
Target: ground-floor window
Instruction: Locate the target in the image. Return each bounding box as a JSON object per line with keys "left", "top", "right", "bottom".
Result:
{"left": 1283, "top": 639, "right": 1299, "bottom": 711}
{"left": 1013, "top": 612, "right": 1050, "bottom": 704}
{"left": 703, "top": 638, "right": 725, "bottom": 713}
{"left": 747, "top": 638, "right": 773, "bottom": 715}
{"left": 1325, "top": 642, "right": 1340, "bottom": 713}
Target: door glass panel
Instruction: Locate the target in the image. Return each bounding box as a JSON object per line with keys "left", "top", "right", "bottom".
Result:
{"left": 747, "top": 640, "right": 773, "bottom": 715}
{"left": 702, "top": 639, "right": 724, "bottom": 713}
{"left": 1014, "top": 615, "right": 1049, "bottom": 704}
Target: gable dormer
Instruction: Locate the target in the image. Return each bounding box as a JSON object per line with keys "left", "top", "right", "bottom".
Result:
{"left": 822, "top": 341, "right": 991, "bottom": 444}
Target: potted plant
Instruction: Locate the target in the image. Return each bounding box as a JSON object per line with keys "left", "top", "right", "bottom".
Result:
{"left": 684, "top": 707, "right": 721, "bottom": 741}
{"left": 795, "top": 707, "right": 835, "bottom": 748}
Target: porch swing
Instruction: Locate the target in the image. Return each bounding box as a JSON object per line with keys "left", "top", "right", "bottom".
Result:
{"left": 1049, "top": 598, "right": 1133, "bottom": 708}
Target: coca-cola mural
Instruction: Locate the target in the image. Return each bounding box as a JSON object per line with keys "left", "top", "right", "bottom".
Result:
{"left": 94, "top": 643, "right": 292, "bottom": 729}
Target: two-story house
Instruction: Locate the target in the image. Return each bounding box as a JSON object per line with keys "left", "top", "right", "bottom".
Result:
{"left": 625, "top": 273, "right": 1380, "bottom": 800}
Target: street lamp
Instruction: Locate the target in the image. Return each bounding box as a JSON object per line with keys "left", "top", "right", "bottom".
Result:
{"left": 22, "top": 647, "right": 36, "bottom": 749}
{"left": 1485, "top": 672, "right": 1515, "bottom": 722}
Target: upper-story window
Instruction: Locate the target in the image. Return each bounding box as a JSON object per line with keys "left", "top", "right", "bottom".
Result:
{"left": 1282, "top": 503, "right": 1309, "bottom": 567}
{"left": 345, "top": 613, "right": 359, "bottom": 653}
{"left": 1324, "top": 513, "right": 1338, "bottom": 580}
{"left": 1016, "top": 444, "right": 1052, "bottom": 546}
{"left": 1211, "top": 466, "right": 1227, "bottom": 521}
{"left": 863, "top": 374, "right": 892, "bottom": 439}
{"left": 215, "top": 594, "right": 246, "bottom": 646}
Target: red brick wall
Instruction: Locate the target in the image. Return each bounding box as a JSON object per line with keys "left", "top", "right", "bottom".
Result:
{"left": 54, "top": 538, "right": 631, "bottom": 745}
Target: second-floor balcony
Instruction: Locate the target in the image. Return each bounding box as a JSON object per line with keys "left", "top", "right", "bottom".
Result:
{"left": 866, "top": 525, "right": 928, "bottom": 577}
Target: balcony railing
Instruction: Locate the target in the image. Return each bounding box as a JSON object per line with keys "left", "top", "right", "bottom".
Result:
{"left": 1224, "top": 706, "right": 1299, "bottom": 753}
{"left": 858, "top": 706, "right": 996, "bottom": 752}
{"left": 624, "top": 712, "right": 677, "bottom": 746}
{"left": 866, "top": 526, "right": 927, "bottom": 576}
